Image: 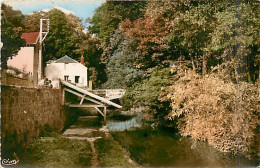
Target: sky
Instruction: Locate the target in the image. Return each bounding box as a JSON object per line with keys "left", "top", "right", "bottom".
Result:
{"left": 3, "top": 0, "right": 105, "bottom": 25}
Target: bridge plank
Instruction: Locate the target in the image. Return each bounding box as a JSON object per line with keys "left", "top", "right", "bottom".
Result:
{"left": 95, "top": 107, "right": 104, "bottom": 117}
{"left": 61, "top": 80, "right": 122, "bottom": 108}
{"left": 79, "top": 97, "right": 84, "bottom": 105}
{"left": 69, "top": 104, "right": 105, "bottom": 108}
{"left": 64, "top": 88, "right": 105, "bottom": 106}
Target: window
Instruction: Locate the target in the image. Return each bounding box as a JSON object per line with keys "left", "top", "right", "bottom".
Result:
{"left": 75, "top": 76, "right": 80, "bottom": 83}
{"left": 64, "top": 76, "right": 69, "bottom": 81}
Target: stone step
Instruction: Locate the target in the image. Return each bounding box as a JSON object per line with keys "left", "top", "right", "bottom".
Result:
{"left": 63, "top": 128, "right": 97, "bottom": 136}
{"left": 63, "top": 136, "right": 102, "bottom": 141}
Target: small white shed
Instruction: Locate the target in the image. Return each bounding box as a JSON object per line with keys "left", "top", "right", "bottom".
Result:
{"left": 45, "top": 55, "right": 88, "bottom": 87}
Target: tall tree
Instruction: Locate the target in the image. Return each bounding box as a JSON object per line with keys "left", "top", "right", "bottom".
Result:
{"left": 76, "top": 32, "right": 106, "bottom": 88}
{"left": 89, "top": 1, "right": 146, "bottom": 42}
{"left": 167, "top": 3, "right": 217, "bottom": 75}
{"left": 167, "top": 1, "right": 259, "bottom": 80}
{"left": 119, "top": 1, "right": 189, "bottom": 71}
{"left": 23, "top": 11, "right": 48, "bottom": 32}
{"left": 209, "top": 2, "right": 259, "bottom": 82}
{"left": 103, "top": 30, "right": 144, "bottom": 88}
{"left": 44, "top": 9, "right": 80, "bottom": 64}
{"left": 1, "top": 3, "right": 25, "bottom": 69}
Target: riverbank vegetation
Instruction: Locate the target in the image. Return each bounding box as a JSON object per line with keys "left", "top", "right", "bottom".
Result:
{"left": 18, "top": 133, "right": 92, "bottom": 167}
{"left": 95, "top": 137, "right": 136, "bottom": 167}
{"left": 162, "top": 67, "right": 259, "bottom": 159}
{"left": 3, "top": 0, "right": 259, "bottom": 160}
{"left": 17, "top": 125, "right": 136, "bottom": 167}
{"left": 89, "top": 1, "right": 259, "bottom": 160}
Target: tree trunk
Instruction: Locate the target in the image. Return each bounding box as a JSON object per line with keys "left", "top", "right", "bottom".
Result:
{"left": 259, "top": 60, "right": 260, "bottom": 82}
{"left": 247, "top": 72, "right": 251, "bottom": 83}
{"left": 247, "top": 66, "right": 251, "bottom": 83}
{"left": 234, "top": 63, "right": 239, "bottom": 83}
{"left": 191, "top": 57, "right": 196, "bottom": 71}
{"left": 202, "top": 53, "right": 209, "bottom": 76}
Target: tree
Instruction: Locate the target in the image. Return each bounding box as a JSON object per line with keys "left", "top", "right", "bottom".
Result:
{"left": 103, "top": 30, "right": 144, "bottom": 88}
{"left": 1, "top": 3, "right": 25, "bottom": 69}
{"left": 23, "top": 8, "right": 107, "bottom": 87}
{"left": 89, "top": 1, "right": 146, "bottom": 42}
{"left": 119, "top": 1, "right": 189, "bottom": 71}
{"left": 119, "top": 16, "right": 170, "bottom": 70}
{"left": 167, "top": 1, "right": 259, "bottom": 80}
{"left": 209, "top": 2, "right": 259, "bottom": 82}
{"left": 167, "top": 3, "right": 217, "bottom": 75}
{"left": 76, "top": 32, "right": 106, "bottom": 88}
{"left": 23, "top": 11, "right": 48, "bottom": 32}
{"left": 44, "top": 9, "right": 81, "bottom": 64}
{"left": 122, "top": 68, "right": 173, "bottom": 111}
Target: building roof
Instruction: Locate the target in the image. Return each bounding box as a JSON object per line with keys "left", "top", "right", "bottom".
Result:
{"left": 46, "top": 60, "right": 55, "bottom": 64}
{"left": 55, "top": 55, "right": 78, "bottom": 63}
{"left": 21, "top": 32, "right": 40, "bottom": 45}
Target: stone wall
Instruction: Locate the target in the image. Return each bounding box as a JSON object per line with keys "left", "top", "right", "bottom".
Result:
{"left": 1, "top": 85, "right": 74, "bottom": 157}
{"left": 1, "top": 70, "right": 34, "bottom": 87}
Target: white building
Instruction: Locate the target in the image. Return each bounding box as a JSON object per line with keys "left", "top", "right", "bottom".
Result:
{"left": 45, "top": 55, "right": 88, "bottom": 87}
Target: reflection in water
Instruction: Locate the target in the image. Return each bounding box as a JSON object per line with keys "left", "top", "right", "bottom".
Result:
{"left": 106, "top": 112, "right": 258, "bottom": 167}
{"left": 106, "top": 112, "right": 142, "bottom": 131}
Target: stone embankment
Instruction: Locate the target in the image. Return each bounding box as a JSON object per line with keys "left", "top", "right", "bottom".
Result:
{"left": 1, "top": 85, "right": 76, "bottom": 157}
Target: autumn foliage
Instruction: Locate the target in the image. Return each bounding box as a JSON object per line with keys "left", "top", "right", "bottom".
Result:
{"left": 119, "top": 15, "right": 170, "bottom": 69}
{"left": 163, "top": 67, "right": 259, "bottom": 158}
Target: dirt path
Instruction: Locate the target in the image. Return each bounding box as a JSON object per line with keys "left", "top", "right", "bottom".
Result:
{"left": 62, "top": 116, "right": 138, "bottom": 167}
{"left": 88, "top": 139, "right": 98, "bottom": 167}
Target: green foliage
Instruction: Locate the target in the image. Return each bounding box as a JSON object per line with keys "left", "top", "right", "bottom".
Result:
{"left": 44, "top": 9, "right": 80, "bottom": 63}
{"left": 1, "top": 3, "right": 25, "bottom": 27}
{"left": 23, "top": 9, "right": 105, "bottom": 87}
{"left": 166, "top": 2, "right": 259, "bottom": 79}
{"left": 1, "top": 3, "right": 25, "bottom": 69}
{"left": 23, "top": 11, "right": 48, "bottom": 32}
{"left": 89, "top": 1, "right": 146, "bottom": 42}
{"left": 210, "top": 3, "right": 259, "bottom": 50}
{"left": 21, "top": 134, "right": 92, "bottom": 167}
{"left": 23, "top": 9, "right": 106, "bottom": 87}
{"left": 77, "top": 32, "right": 106, "bottom": 88}
{"left": 103, "top": 31, "right": 144, "bottom": 88}
{"left": 95, "top": 137, "right": 134, "bottom": 167}
{"left": 118, "top": 1, "right": 190, "bottom": 70}
{"left": 122, "top": 68, "right": 172, "bottom": 110}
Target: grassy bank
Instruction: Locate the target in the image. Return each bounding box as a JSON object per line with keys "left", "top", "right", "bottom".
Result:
{"left": 17, "top": 133, "right": 92, "bottom": 167}
{"left": 94, "top": 136, "right": 135, "bottom": 167}
{"left": 14, "top": 131, "right": 136, "bottom": 167}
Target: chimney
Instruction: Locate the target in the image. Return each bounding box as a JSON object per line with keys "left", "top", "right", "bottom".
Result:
{"left": 81, "top": 55, "right": 84, "bottom": 64}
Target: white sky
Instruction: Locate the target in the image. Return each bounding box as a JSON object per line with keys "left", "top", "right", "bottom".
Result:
{"left": 2, "top": 0, "right": 105, "bottom": 20}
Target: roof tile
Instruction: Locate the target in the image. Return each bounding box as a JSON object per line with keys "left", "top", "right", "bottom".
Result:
{"left": 22, "top": 32, "right": 40, "bottom": 45}
{"left": 55, "top": 55, "right": 78, "bottom": 63}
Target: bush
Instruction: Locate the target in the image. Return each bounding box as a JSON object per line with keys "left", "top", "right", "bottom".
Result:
{"left": 122, "top": 68, "right": 173, "bottom": 109}
{"left": 164, "top": 68, "right": 259, "bottom": 158}
{"left": 122, "top": 68, "right": 173, "bottom": 125}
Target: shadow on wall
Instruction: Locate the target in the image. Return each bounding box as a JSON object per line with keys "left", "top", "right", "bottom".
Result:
{"left": 1, "top": 85, "right": 79, "bottom": 160}
{"left": 1, "top": 69, "right": 34, "bottom": 87}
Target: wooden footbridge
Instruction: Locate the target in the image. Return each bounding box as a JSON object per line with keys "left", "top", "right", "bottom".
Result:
{"left": 61, "top": 80, "right": 124, "bottom": 121}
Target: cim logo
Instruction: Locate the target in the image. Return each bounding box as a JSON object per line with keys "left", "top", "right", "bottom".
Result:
{"left": 1, "top": 158, "right": 19, "bottom": 166}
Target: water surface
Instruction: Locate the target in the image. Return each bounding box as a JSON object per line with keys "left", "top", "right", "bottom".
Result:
{"left": 107, "top": 112, "right": 258, "bottom": 167}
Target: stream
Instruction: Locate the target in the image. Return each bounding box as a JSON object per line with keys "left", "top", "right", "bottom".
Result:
{"left": 106, "top": 111, "right": 258, "bottom": 167}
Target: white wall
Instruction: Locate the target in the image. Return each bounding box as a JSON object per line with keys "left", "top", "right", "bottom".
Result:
{"left": 45, "top": 62, "right": 88, "bottom": 87}
{"left": 7, "top": 47, "right": 34, "bottom": 75}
